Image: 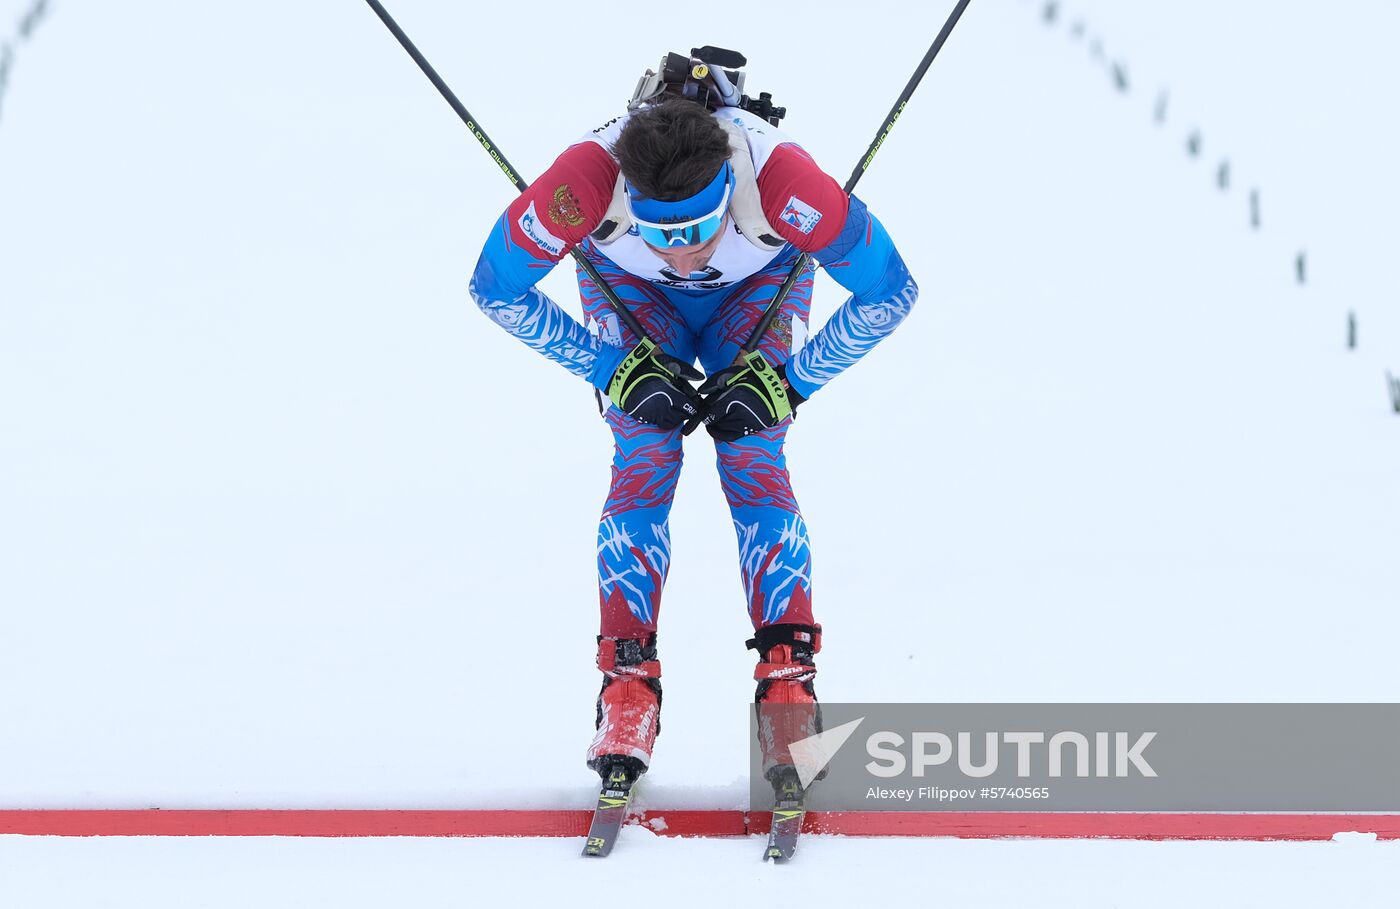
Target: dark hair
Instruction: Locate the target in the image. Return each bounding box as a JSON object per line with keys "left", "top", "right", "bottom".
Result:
{"left": 613, "top": 99, "right": 731, "bottom": 202}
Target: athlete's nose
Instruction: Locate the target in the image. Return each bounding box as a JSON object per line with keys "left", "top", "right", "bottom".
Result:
{"left": 661, "top": 246, "right": 710, "bottom": 276}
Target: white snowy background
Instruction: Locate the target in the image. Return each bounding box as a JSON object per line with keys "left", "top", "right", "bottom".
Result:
{"left": 1, "top": 0, "right": 1397, "bottom": 905}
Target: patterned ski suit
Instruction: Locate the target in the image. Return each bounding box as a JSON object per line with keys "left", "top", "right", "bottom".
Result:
{"left": 469, "top": 106, "right": 917, "bottom": 638}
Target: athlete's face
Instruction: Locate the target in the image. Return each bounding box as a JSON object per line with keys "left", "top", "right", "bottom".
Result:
{"left": 644, "top": 215, "right": 728, "bottom": 277}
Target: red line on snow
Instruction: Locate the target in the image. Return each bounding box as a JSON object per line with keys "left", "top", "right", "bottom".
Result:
{"left": 2, "top": 810, "right": 1398, "bottom": 840}
{"left": 793, "top": 812, "right": 1400, "bottom": 841}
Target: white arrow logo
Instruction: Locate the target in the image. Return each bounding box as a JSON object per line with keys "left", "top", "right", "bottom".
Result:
{"left": 789, "top": 717, "right": 865, "bottom": 788}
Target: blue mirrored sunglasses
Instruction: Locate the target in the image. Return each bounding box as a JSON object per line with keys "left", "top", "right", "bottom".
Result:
{"left": 635, "top": 211, "right": 727, "bottom": 248}
{"left": 626, "top": 164, "right": 734, "bottom": 249}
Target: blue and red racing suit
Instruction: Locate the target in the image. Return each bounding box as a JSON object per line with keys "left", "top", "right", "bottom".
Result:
{"left": 469, "top": 106, "right": 917, "bottom": 639}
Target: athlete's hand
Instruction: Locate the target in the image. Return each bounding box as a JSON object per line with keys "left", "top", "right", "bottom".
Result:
{"left": 606, "top": 339, "right": 704, "bottom": 430}
{"left": 697, "top": 352, "right": 804, "bottom": 442}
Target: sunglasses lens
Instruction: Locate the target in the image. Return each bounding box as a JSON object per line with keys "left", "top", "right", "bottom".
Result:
{"left": 637, "top": 213, "right": 722, "bottom": 248}
{"left": 627, "top": 163, "right": 734, "bottom": 249}
{"left": 691, "top": 214, "right": 724, "bottom": 245}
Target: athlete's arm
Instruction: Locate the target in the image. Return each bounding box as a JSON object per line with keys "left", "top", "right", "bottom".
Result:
{"left": 757, "top": 144, "right": 919, "bottom": 400}
{"left": 468, "top": 141, "right": 630, "bottom": 389}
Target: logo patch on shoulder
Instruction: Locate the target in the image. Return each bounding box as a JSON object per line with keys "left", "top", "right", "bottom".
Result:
{"left": 547, "top": 184, "right": 585, "bottom": 226}
{"left": 518, "top": 201, "right": 565, "bottom": 256}
{"left": 779, "top": 195, "right": 823, "bottom": 235}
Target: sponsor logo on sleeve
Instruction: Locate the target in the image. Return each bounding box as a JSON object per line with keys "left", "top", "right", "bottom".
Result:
{"left": 518, "top": 201, "right": 565, "bottom": 256}
{"left": 779, "top": 195, "right": 823, "bottom": 235}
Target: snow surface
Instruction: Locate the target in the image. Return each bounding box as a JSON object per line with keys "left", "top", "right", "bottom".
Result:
{"left": 3, "top": 834, "right": 1400, "bottom": 909}
{"left": 1, "top": 0, "right": 1398, "bottom": 903}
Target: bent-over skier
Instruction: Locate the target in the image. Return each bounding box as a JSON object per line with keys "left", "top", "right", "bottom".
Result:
{"left": 469, "top": 94, "right": 918, "bottom": 787}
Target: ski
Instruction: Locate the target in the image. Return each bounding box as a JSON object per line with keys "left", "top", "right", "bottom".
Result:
{"left": 582, "top": 762, "right": 639, "bottom": 857}
{"left": 762, "top": 766, "right": 807, "bottom": 861}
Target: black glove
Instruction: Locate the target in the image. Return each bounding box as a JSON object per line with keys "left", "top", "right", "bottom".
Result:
{"left": 605, "top": 339, "right": 704, "bottom": 430}
{"left": 697, "top": 351, "right": 805, "bottom": 442}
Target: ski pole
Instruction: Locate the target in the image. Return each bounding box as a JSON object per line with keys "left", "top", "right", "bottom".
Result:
{"left": 681, "top": 0, "right": 973, "bottom": 436}
{"left": 362, "top": 0, "right": 658, "bottom": 352}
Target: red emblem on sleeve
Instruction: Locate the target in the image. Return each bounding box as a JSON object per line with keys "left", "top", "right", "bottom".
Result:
{"left": 547, "top": 184, "right": 586, "bottom": 227}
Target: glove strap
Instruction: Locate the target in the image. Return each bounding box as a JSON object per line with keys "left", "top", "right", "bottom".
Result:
{"left": 736, "top": 350, "right": 795, "bottom": 423}
{"left": 607, "top": 338, "right": 662, "bottom": 409}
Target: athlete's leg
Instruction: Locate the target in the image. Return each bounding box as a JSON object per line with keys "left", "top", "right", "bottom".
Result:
{"left": 700, "top": 251, "right": 822, "bottom": 778}
{"left": 576, "top": 243, "right": 699, "bottom": 772}
{"left": 714, "top": 423, "right": 815, "bottom": 628}
{"left": 698, "top": 250, "right": 817, "bottom": 631}
{"left": 595, "top": 409, "right": 682, "bottom": 638}
{"left": 576, "top": 241, "right": 699, "bottom": 637}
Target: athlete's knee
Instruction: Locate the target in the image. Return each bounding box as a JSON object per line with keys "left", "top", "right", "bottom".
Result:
{"left": 713, "top": 431, "right": 795, "bottom": 507}
{"left": 604, "top": 408, "right": 684, "bottom": 511}
{"left": 609, "top": 409, "right": 684, "bottom": 464}
{"left": 713, "top": 423, "right": 788, "bottom": 460}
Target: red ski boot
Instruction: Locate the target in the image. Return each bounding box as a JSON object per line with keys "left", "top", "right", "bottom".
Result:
{"left": 586, "top": 635, "right": 662, "bottom": 777}
{"left": 750, "top": 623, "right": 823, "bottom": 781}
